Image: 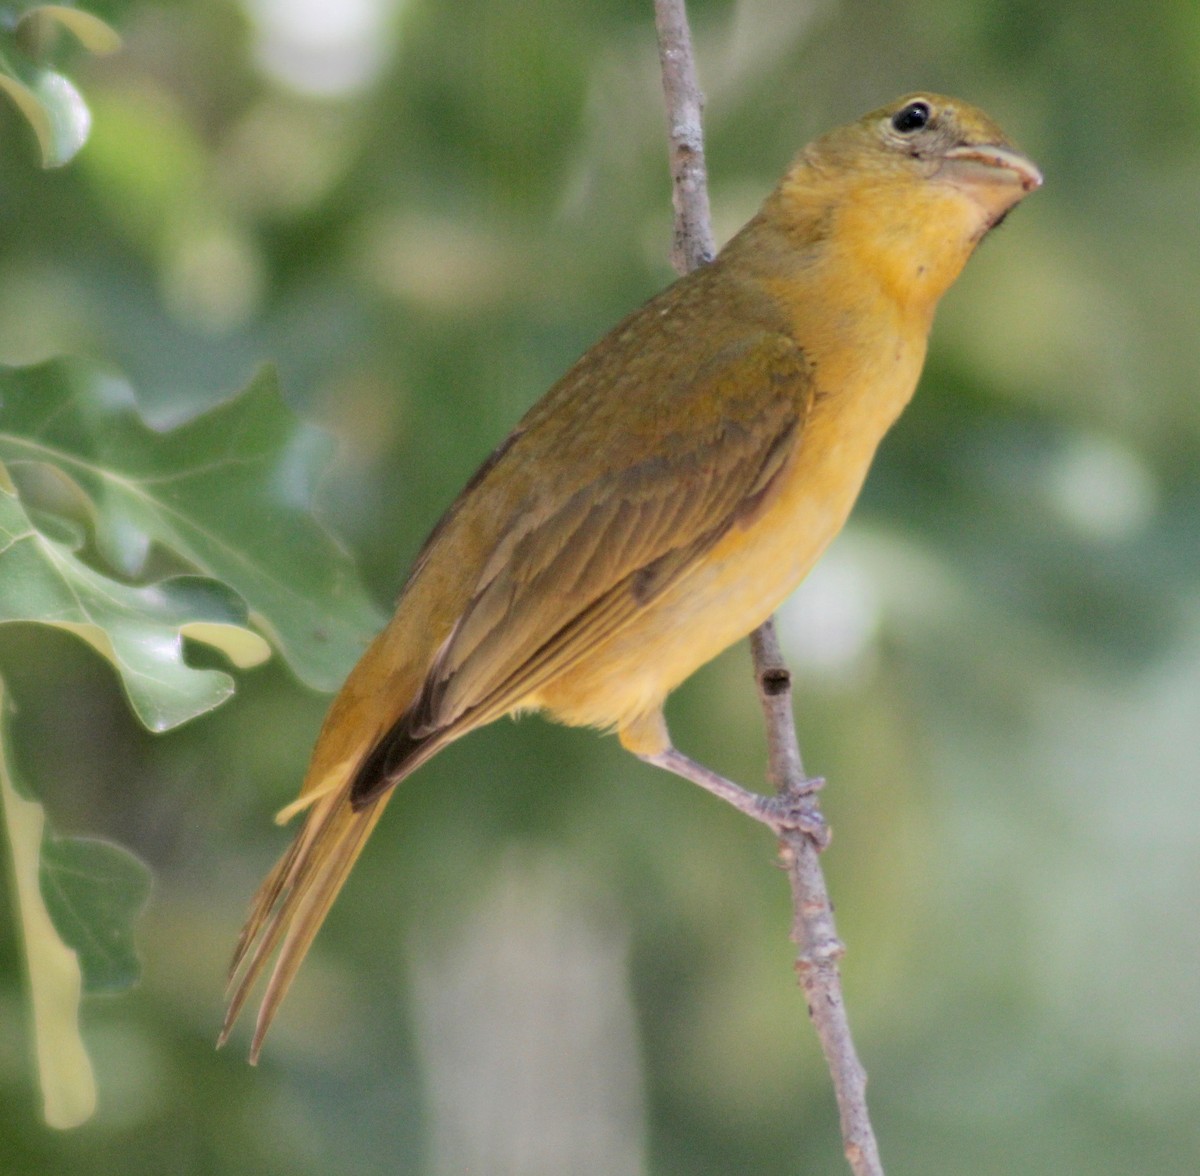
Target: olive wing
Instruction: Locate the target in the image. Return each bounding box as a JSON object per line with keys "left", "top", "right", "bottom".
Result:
{"left": 351, "top": 331, "right": 814, "bottom": 804}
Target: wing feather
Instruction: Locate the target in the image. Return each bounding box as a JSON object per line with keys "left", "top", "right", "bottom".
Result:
{"left": 350, "top": 331, "right": 814, "bottom": 806}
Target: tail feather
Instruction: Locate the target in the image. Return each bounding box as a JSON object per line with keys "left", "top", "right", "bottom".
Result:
{"left": 219, "top": 785, "right": 391, "bottom": 1062}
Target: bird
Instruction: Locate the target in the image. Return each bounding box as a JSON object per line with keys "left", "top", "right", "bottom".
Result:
{"left": 220, "top": 93, "right": 1041, "bottom": 1061}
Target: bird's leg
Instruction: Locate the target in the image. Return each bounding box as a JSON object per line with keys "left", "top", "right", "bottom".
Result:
{"left": 640, "top": 746, "right": 829, "bottom": 845}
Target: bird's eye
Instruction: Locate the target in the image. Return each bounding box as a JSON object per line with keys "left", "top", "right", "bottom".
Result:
{"left": 891, "top": 101, "right": 932, "bottom": 134}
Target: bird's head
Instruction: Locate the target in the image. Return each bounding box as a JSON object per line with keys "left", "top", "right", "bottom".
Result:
{"left": 766, "top": 93, "right": 1042, "bottom": 314}
{"left": 809, "top": 93, "right": 1041, "bottom": 229}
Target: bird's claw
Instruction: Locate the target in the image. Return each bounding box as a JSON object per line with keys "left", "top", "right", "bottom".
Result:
{"left": 759, "top": 779, "right": 830, "bottom": 847}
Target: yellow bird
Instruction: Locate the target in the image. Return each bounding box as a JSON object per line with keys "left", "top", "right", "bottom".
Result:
{"left": 222, "top": 93, "right": 1041, "bottom": 1060}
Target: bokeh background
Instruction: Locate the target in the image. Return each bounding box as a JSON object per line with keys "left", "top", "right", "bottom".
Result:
{"left": 2, "top": 0, "right": 1199, "bottom": 1172}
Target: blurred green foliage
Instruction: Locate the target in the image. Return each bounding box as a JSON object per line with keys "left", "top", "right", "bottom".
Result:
{"left": 0, "top": 3, "right": 121, "bottom": 168}
{"left": 1, "top": 0, "right": 1199, "bottom": 1173}
{"left": 0, "top": 354, "right": 382, "bottom": 1127}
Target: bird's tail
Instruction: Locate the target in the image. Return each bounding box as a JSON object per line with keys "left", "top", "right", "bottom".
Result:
{"left": 219, "top": 778, "right": 392, "bottom": 1062}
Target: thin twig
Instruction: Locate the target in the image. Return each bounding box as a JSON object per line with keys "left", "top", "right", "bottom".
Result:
{"left": 750, "top": 623, "right": 883, "bottom": 1176}
{"left": 652, "top": 0, "right": 715, "bottom": 271}
{"left": 652, "top": 4, "right": 884, "bottom": 1173}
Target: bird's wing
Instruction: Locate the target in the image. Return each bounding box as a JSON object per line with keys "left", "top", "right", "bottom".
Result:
{"left": 351, "top": 330, "right": 814, "bottom": 803}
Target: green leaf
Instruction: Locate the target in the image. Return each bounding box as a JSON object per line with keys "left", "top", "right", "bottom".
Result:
{"left": 26, "top": 68, "right": 91, "bottom": 167}
{"left": 0, "top": 70, "right": 56, "bottom": 163}
{"left": 17, "top": 6, "right": 123, "bottom": 57}
{"left": 0, "top": 681, "right": 97, "bottom": 1129}
{"left": 39, "top": 833, "right": 151, "bottom": 994}
{"left": 0, "top": 360, "right": 383, "bottom": 707}
{"left": 0, "top": 478, "right": 269, "bottom": 729}
{"left": 0, "top": 5, "right": 119, "bottom": 168}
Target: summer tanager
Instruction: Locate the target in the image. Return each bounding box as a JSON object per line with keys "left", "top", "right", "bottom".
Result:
{"left": 221, "top": 93, "right": 1040, "bottom": 1060}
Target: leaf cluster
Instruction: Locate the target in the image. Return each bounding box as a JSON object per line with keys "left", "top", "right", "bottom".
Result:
{"left": 0, "top": 358, "right": 381, "bottom": 1126}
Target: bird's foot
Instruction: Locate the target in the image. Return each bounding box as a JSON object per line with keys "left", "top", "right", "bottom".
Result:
{"left": 642, "top": 747, "right": 830, "bottom": 848}
{"left": 754, "top": 779, "right": 830, "bottom": 848}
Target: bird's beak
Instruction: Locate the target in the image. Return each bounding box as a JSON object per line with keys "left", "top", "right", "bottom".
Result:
{"left": 937, "top": 143, "right": 1042, "bottom": 224}
{"left": 942, "top": 143, "right": 1043, "bottom": 192}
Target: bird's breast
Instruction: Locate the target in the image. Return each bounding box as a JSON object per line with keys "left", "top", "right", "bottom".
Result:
{"left": 536, "top": 317, "right": 927, "bottom": 734}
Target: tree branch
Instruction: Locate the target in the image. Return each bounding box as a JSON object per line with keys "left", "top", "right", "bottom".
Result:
{"left": 652, "top": 4, "right": 884, "bottom": 1173}
{"left": 749, "top": 623, "right": 882, "bottom": 1176}
{"left": 653, "top": 0, "right": 715, "bottom": 272}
